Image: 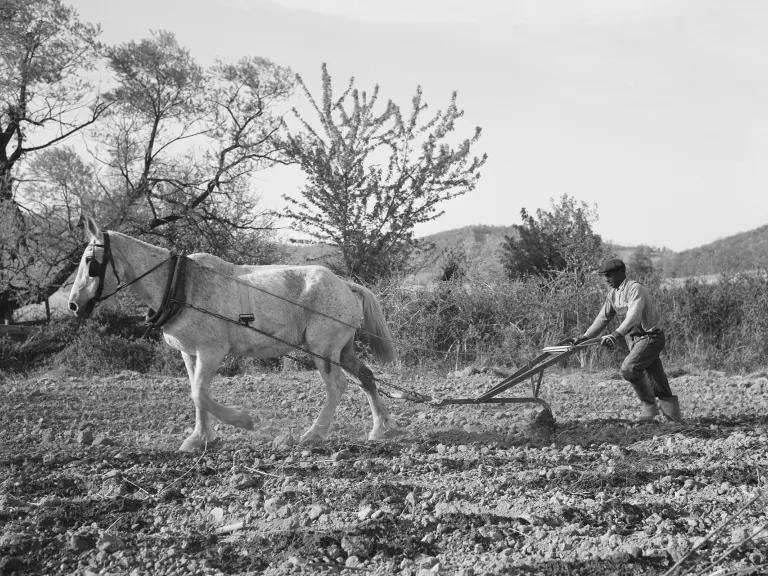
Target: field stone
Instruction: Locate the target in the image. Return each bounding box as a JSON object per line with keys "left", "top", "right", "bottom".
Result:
{"left": 341, "top": 533, "right": 375, "bottom": 558}
{"left": 231, "top": 473, "right": 259, "bottom": 490}
{"left": 624, "top": 545, "right": 643, "bottom": 558}
{"left": 96, "top": 533, "right": 124, "bottom": 552}
{"left": 345, "top": 555, "right": 362, "bottom": 568}
{"left": 332, "top": 449, "right": 352, "bottom": 461}
{"left": 264, "top": 496, "right": 283, "bottom": 515}
{"left": 0, "top": 532, "right": 23, "bottom": 547}
{"left": 272, "top": 431, "right": 294, "bottom": 449}
{"left": 358, "top": 504, "right": 374, "bottom": 520}
{"left": 77, "top": 429, "right": 94, "bottom": 446}
{"left": 69, "top": 533, "right": 95, "bottom": 552}
{"left": 416, "top": 554, "right": 439, "bottom": 569}
{"left": 731, "top": 526, "right": 750, "bottom": 544}
{"left": 307, "top": 503, "right": 328, "bottom": 520}
{"left": 92, "top": 434, "right": 115, "bottom": 447}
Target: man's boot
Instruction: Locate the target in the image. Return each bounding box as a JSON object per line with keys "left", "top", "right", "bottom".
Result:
{"left": 630, "top": 375, "right": 658, "bottom": 422}
{"left": 658, "top": 396, "right": 682, "bottom": 422}
{"left": 638, "top": 401, "right": 659, "bottom": 422}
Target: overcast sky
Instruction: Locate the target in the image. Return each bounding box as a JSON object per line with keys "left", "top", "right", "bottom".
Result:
{"left": 69, "top": 0, "right": 768, "bottom": 251}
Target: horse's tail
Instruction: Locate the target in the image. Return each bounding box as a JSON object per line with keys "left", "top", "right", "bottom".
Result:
{"left": 346, "top": 282, "right": 397, "bottom": 364}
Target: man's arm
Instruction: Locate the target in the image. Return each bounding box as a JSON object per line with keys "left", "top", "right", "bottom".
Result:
{"left": 582, "top": 296, "right": 615, "bottom": 339}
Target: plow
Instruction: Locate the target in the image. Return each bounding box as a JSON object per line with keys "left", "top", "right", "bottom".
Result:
{"left": 400, "top": 337, "right": 603, "bottom": 417}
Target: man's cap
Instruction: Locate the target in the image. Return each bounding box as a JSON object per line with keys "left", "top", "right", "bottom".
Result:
{"left": 597, "top": 257, "right": 625, "bottom": 274}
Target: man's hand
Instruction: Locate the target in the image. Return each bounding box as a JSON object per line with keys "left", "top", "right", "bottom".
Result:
{"left": 601, "top": 331, "right": 622, "bottom": 349}
{"left": 566, "top": 335, "right": 588, "bottom": 346}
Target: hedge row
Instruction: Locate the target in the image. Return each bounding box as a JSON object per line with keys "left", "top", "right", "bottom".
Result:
{"left": 2, "top": 272, "right": 767, "bottom": 376}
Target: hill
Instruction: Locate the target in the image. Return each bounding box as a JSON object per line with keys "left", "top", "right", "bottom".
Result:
{"left": 271, "top": 222, "right": 768, "bottom": 284}
{"left": 280, "top": 225, "right": 518, "bottom": 284}
{"left": 662, "top": 224, "right": 768, "bottom": 278}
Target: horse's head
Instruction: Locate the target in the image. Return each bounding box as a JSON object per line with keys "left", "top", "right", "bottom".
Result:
{"left": 68, "top": 217, "right": 118, "bottom": 318}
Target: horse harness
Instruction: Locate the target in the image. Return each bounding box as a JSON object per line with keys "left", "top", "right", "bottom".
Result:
{"left": 88, "top": 231, "right": 185, "bottom": 328}
{"left": 85, "top": 232, "right": 429, "bottom": 403}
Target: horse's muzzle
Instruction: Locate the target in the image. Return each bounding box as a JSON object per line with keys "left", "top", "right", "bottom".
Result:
{"left": 68, "top": 299, "right": 95, "bottom": 318}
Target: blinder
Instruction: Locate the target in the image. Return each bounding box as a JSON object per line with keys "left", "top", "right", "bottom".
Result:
{"left": 88, "top": 258, "right": 102, "bottom": 278}
{"left": 87, "top": 231, "right": 114, "bottom": 305}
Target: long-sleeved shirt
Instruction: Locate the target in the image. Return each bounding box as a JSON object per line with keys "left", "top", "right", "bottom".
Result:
{"left": 583, "top": 279, "right": 663, "bottom": 338}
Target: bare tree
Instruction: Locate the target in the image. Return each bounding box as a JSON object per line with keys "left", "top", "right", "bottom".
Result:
{"left": 95, "top": 31, "right": 293, "bottom": 262}
{"left": 0, "top": 0, "right": 107, "bottom": 321}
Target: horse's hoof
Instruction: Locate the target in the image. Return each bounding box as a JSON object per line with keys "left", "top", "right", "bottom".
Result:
{"left": 299, "top": 429, "right": 328, "bottom": 444}
{"left": 234, "top": 412, "right": 254, "bottom": 430}
{"left": 178, "top": 435, "right": 220, "bottom": 452}
{"left": 368, "top": 421, "right": 404, "bottom": 441}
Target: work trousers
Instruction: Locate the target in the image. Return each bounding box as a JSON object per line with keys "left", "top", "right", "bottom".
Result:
{"left": 620, "top": 330, "right": 673, "bottom": 403}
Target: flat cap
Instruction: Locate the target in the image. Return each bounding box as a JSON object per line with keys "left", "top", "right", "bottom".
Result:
{"left": 597, "top": 257, "right": 625, "bottom": 274}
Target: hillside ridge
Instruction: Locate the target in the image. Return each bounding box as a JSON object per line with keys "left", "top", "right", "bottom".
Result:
{"left": 280, "top": 222, "right": 768, "bottom": 282}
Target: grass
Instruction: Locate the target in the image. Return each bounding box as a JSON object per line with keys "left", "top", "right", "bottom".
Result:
{"left": 5, "top": 272, "right": 768, "bottom": 377}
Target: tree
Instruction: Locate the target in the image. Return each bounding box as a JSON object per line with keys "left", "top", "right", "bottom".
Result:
{"left": 94, "top": 31, "right": 293, "bottom": 262}
{"left": 628, "top": 245, "right": 657, "bottom": 283}
{"left": 0, "top": 0, "right": 107, "bottom": 321}
{"left": 437, "top": 246, "right": 470, "bottom": 282}
{"left": 502, "top": 195, "right": 605, "bottom": 279}
{"left": 14, "top": 147, "right": 98, "bottom": 308}
{"left": 281, "top": 64, "right": 486, "bottom": 283}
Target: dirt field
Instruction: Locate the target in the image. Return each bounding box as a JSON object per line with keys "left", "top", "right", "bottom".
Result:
{"left": 2, "top": 365, "right": 768, "bottom": 576}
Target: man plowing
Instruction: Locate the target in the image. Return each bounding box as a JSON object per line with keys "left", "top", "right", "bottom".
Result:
{"left": 569, "top": 258, "right": 682, "bottom": 422}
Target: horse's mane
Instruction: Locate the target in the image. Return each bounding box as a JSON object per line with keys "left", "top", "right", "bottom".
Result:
{"left": 108, "top": 230, "right": 170, "bottom": 256}
{"left": 187, "top": 252, "right": 233, "bottom": 273}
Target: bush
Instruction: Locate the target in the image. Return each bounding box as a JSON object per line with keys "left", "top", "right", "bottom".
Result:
{"left": 379, "top": 272, "right": 609, "bottom": 370}
{"left": 7, "top": 271, "right": 768, "bottom": 376}
{"left": 661, "top": 272, "right": 768, "bottom": 370}
{"left": 380, "top": 271, "right": 768, "bottom": 373}
{"left": 0, "top": 318, "right": 80, "bottom": 373}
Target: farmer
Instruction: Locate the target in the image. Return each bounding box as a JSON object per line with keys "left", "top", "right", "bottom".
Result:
{"left": 569, "top": 257, "right": 682, "bottom": 422}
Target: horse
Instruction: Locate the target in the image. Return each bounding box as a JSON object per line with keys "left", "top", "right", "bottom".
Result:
{"left": 68, "top": 217, "right": 400, "bottom": 451}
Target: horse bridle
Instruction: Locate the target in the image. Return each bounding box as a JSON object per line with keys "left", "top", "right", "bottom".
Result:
{"left": 87, "top": 231, "right": 121, "bottom": 304}
{"left": 85, "top": 231, "right": 171, "bottom": 310}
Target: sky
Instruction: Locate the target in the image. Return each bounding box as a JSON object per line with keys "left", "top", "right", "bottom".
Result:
{"left": 67, "top": 0, "right": 768, "bottom": 251}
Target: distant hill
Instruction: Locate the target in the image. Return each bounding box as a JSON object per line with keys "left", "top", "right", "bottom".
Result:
{"left": 278, "top": 222, "right": 768, "bottom": 284}
{"left": 408, "top": 225, "right": 517, "bottom": 283}
{"left": 662, "top": 224, "right": 768, "bottom": 278}
{"left": 279, "top": 225, "right": 517, "bottom": 284}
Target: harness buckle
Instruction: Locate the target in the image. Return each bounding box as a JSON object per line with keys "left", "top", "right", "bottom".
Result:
{"left": 239, "top": 313, "right": 255, "bottom": 325}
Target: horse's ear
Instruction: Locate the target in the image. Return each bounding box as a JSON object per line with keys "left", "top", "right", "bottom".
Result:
{"left": 85, "top": 216, "right": 101, "bottom": 241}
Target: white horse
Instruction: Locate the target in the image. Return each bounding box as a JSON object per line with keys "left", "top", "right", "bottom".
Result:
{"left": 68, "top": 217, "right": 399, "bottom": 451}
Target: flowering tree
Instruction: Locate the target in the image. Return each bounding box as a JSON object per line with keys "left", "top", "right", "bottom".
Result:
{"left": 281, "top": 64, "right": 486, "bottom": 283}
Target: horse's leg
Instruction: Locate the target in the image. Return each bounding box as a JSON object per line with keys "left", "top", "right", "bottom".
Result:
{"left": 340, "top": 340, "right": 400, "bottom": 440}
{"left": 178, "top": 352, "right": 218, "bottom": 452}
{"left": 179, "top": 349, "right": 254, "bottom": 452}
{"left": 300, "top": 355, "right": 347, "bottom": 443}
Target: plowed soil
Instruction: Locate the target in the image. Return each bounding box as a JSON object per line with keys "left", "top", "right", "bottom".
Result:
{"left": 2, "top": 366, "right": 768, "bottom": 575}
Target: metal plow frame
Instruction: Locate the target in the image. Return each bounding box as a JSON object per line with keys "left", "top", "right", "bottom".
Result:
{"left": 431, "top": 338, "right": 601, "bottom": 413}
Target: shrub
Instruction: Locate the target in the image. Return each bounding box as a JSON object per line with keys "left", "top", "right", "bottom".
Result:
{"left": 379, "top": 272, "right": 609, "bottom": 370}
{"left": 8, "top": 270, "right": 768, "bottom": 376}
